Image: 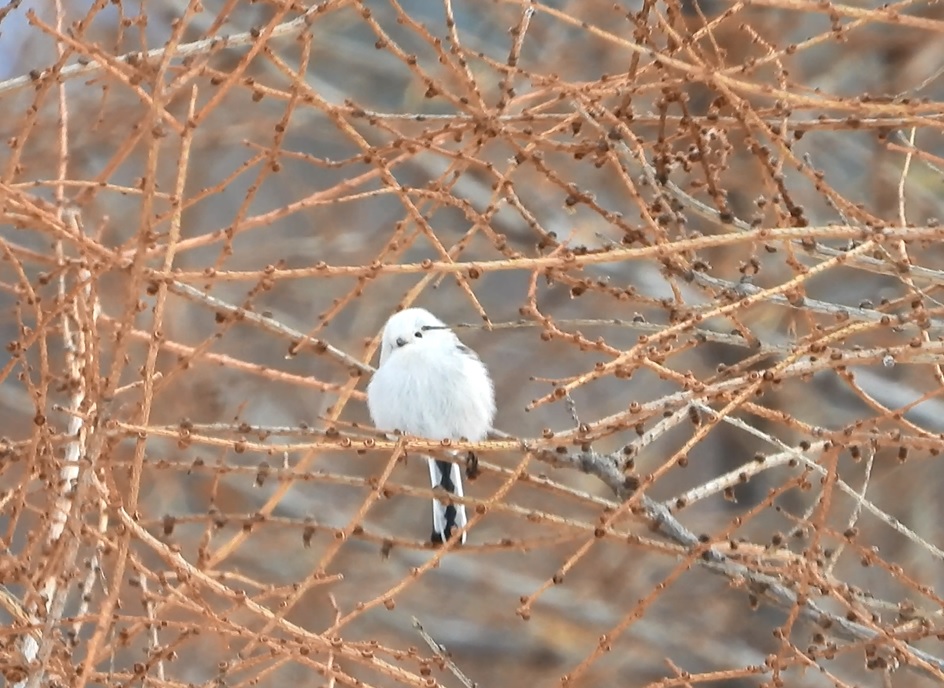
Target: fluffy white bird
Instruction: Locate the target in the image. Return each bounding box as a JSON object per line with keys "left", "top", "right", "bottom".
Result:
{"left": 367, "top": 308, "right": 495, "bottom": 544}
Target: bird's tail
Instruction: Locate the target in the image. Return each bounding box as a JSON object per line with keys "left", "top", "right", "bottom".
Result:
{"left": 427, "top": 457, "right": 467, "bottom": 544}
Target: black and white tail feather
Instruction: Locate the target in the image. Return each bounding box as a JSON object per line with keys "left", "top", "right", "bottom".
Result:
{"left": 428, "top": 459, "right": 465, "bottom": 544}
{"left": 366, "top": 308, "right": 495, "bottom": 545}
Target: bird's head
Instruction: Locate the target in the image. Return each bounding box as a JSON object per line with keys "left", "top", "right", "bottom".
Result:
{"left": 378, "top": 308, "right": 455, "bottom": 364}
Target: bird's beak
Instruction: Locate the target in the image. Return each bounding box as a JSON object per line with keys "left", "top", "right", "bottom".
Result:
{"left": 395, "top": 336, "right": 407, "bottom": 347}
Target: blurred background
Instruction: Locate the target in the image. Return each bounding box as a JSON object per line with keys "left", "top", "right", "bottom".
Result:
{"left": 2, "top": 0, "right": 944, "bottom": 685}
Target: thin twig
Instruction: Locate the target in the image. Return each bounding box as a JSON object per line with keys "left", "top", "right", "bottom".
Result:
{"left": 412, "top": 617, "right": 477, "bottom": 688}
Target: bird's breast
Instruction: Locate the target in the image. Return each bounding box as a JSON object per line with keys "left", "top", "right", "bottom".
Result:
{"left": 368, "top": 346, "right": 490, "bottom": 441}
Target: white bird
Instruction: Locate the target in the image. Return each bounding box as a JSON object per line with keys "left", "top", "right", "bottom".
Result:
{"left": 367, "top": 308, "right": 495, "bottom": 544}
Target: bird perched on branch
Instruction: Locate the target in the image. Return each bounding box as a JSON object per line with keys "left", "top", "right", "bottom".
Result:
{"left": 367, "top": 308, "right": 495, "bottom": 545}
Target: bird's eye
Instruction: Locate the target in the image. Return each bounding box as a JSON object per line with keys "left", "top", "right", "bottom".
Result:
{"left": 414, "top": 330, "right": 423, "bottom": 338}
